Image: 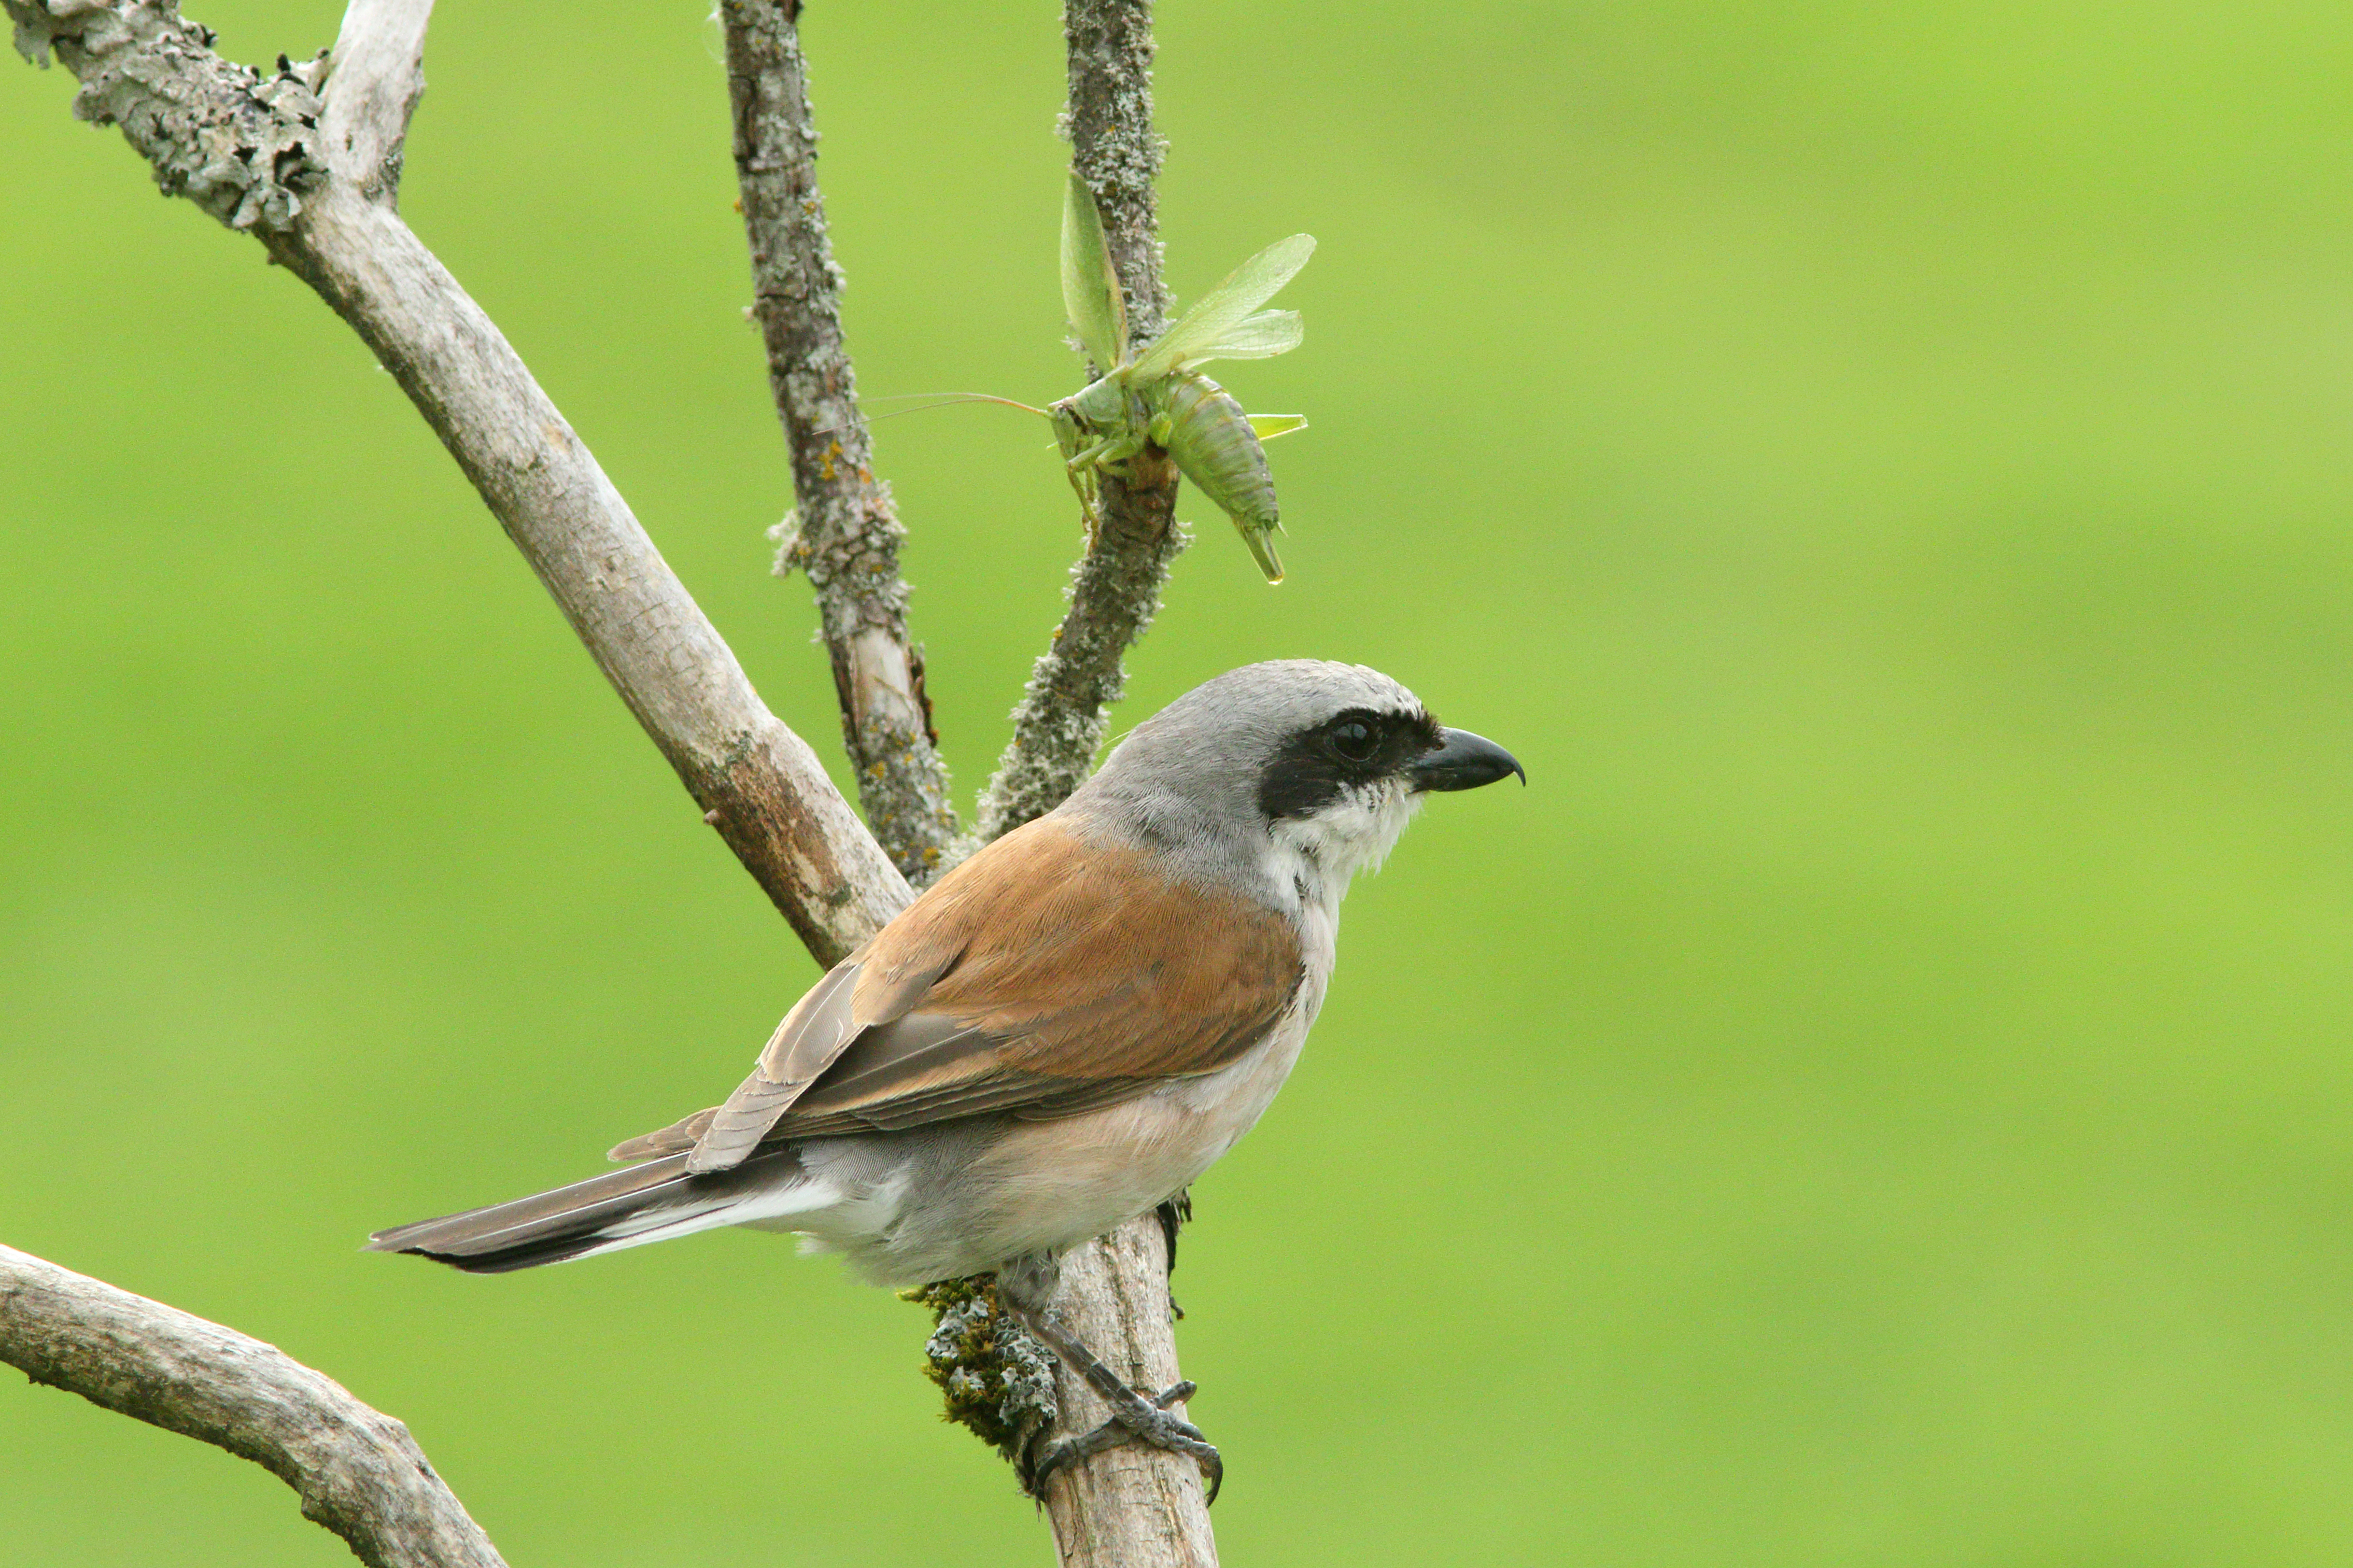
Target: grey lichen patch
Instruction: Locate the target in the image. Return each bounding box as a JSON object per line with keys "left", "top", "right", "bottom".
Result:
{"left": 903, "top": 1275, "right": 1058, "bottom": 1479}
{"left": 9, "top": 0, "right": 327, "bottom": 232}
{"left": 766, "top": 507, "right": 801, "bottom": 578}
{"left": 1061, "top": 0, "right": 1170, "bottom": 340}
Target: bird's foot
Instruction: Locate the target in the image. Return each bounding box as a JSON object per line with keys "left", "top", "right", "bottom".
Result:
{"left": 1031, "top": 1380, "right": 1222, "bottom": 1504}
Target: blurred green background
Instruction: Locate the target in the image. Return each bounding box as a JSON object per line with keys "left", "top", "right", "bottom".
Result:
{"left": 7, "top": 0, "right": 2353, "bottom": 1562}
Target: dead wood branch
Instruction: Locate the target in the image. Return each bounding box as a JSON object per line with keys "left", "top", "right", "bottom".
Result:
{"left": 0, "top": 1244, "right": 506, "bottom": 1568}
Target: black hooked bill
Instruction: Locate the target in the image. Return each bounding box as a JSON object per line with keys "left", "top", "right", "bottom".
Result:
{"left": 1406, "top": 729, "right": 1525, "bottom": 792}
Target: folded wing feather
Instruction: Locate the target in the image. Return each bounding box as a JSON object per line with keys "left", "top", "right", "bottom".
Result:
{"left": 636, "top": 817, "right": 1304, "bottom": 1175}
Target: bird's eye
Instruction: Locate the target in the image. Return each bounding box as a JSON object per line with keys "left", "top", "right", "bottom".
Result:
{"left": 1330, "top": 719, "right": 1377, "bottom": 761}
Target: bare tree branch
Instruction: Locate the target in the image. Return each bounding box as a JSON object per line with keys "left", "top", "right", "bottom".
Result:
{"left": 1036, "top": 1225, "right": 1218, "bottom": 1567}
{"left": 976, "top": 467, "right": 1189, "bottom": 841}
{"left": 262, "top": 185, "right": 914, "bottom": 963}
{"left": 1060, "top": 0, "right": 1171, "bottom": 339}
{"left": 718, "top": 0, "right": 970, "bottom": 887}
{"left": 314, "top": 0, "right": 430, "bottom": 204}
{"left": 976, "top": 0, "right": 1190, "bottom": 842}
{"left": 0, "top": 1244, "right": 506, "bottom": 1568}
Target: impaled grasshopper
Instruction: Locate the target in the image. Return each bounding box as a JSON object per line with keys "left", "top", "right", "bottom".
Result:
{"left": 1054, "top": 170, "right": 1313, "bottom": 582}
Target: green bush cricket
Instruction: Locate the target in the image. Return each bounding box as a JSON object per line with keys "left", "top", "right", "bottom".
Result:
{"left": 1054, "top": 169, "right": 1314, "bottom": 582}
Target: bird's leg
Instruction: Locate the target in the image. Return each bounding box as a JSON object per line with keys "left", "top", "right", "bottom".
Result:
{"left": 995, "top": 1251, "right": 1222, "bottom": 1504}
{"left": 1015, "top": 1306, "right": 1221, "bottom": 1502}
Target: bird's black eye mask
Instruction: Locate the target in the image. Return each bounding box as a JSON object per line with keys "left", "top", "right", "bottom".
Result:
{"left": 1257, "top": 706, "right": 1444, "bottom": 820}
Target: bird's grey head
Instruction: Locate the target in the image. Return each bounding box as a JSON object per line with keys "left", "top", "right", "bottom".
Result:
{"left": 1068, "top": 660, "right": 1523, "bottom": 908}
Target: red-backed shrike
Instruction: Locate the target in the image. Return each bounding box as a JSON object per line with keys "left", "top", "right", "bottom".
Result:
{"left": 372, "top": 660, "right": 1521, "bottom": 1493}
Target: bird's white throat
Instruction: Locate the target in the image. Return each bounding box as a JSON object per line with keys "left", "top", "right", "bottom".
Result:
{"left": 1263, "top": 779, "right": 1424, "bottom": 919}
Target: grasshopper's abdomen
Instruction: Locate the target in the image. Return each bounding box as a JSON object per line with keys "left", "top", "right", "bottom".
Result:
{"left": 1156, "top": 371, "right": 1285, "bottom": 582}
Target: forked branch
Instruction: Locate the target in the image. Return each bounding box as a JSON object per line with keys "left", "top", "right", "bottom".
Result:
{"left": 314, "top": 0, "right": 430, "bottom": 204}
{"left": 7, "top": 0, "right": 1211, "bottom": 1560}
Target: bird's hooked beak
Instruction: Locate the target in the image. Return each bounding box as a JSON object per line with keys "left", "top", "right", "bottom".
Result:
{"left": 1405, "top": 728, "right": 1525, "bottom": 792}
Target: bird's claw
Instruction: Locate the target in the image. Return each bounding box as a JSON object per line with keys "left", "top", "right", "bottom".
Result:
{"left": 1029, "top": 1381, "right": 1222, "bottom": 1505}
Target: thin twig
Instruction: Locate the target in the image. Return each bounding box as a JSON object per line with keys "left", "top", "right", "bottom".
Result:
{"left": 976, "top": 0, "right": 1191, "bottom": 842}
{"left": 718, "top": 0, "right": 970, "bottom": 886}
{"left": 0, "top": 1244, "right": 507, "bottom": 1568}
{"left": 1061, "top": 0, "right": 1171, "bottom": 341}
{"left": 314, "top": 0, "right": 431, "bottom": 204}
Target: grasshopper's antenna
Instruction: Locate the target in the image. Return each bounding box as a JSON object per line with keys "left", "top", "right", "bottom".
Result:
{"left": 811, "top": 393, "right": 1051, "bottom": 437}
{"left": 836, "top": 392, "right": 1052, "bottom": 429}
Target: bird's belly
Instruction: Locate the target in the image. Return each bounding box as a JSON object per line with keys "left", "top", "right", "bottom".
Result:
{"left": 883, "top": 1007, "right": 1316, "bottom": 1280}
{"left": 1029, "top": 1051, "right": 1297, "bottom": 1228}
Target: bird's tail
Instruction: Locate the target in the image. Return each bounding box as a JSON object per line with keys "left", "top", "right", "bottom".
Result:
{"left": 366, "top": 1145, "right": 810, "bottom": 1274}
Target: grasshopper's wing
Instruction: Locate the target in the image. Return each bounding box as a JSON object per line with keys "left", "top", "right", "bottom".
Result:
{"left": 1061, "top": 169, "right": 1129, "bottom": 372}
{"left": 1201, "top": 309, "right": 1304, "bottom": 360}
{"left": 1248, "top": 413, "right": 1308, "bottom": 441}
{"left": 1129, "top": 234, "right": 1315, "bottom": 381}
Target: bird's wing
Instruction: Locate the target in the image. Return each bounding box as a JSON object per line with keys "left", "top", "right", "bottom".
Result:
{"left": 615, "top": 817, "right": 1303, "bottom": 1173}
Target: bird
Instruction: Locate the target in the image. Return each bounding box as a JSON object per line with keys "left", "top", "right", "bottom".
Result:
{"left": 368, "top": 659, "right": 1521, "bottom": 1496}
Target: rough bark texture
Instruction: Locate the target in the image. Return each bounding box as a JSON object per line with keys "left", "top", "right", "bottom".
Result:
{"left": 977, "top": 467, "right": 1190, "bottom": 840}
{"left": 9, "top": 0, "right": 327, "bottom": 230}
{"left": 720, "top": 0, "right": 969, "bottom": 887}
{"left": 0, "top": 1245, "right": 507, "bottom": 1568}
{"left": 977, "top": 0, "right": 1191, "bottom": 843}
{"left": 1059, "top": 0, "right": 1170, "bottom": 338}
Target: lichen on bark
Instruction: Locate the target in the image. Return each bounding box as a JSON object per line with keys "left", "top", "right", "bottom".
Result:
{"left": 7, "top": 0, "right": 326, "bottom": 231}
{"left": 903, "top": 1275, "right": 1059, "bottom": 1480}
{"left": 975, "top": 0, "right": 1190, "bottom": 843}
